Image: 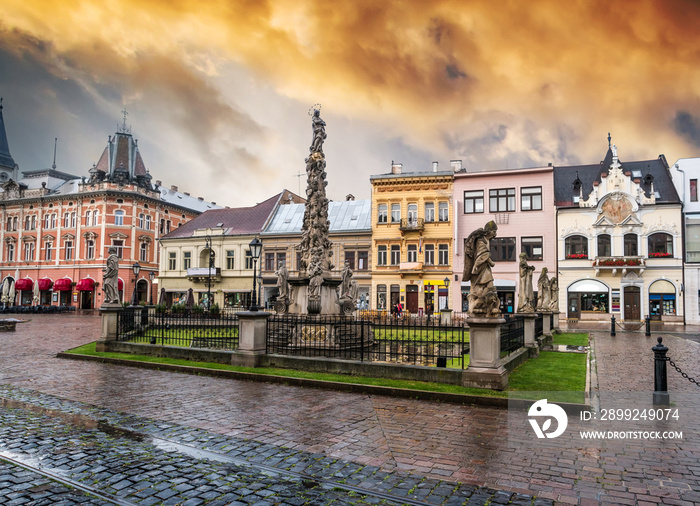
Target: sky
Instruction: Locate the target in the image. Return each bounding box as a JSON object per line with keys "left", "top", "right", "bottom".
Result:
{"left": 1, "top": 0, "right": 700, "bottom": 207}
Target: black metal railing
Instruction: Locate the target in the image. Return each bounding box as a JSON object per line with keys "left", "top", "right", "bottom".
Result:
{"left": 266, "top": 314, "right": 469, "bottom": 368}
{"left": 117, "top": 307, "right": 239, "bottom": 350}
{"left": 500, "top": 315, "right": 524, "bottom": 355}
{"left": 550, "top": 312, "right": 554, "bottom": 329}
{"left": 534, "top": 313, "right": 543, "bottom": 338}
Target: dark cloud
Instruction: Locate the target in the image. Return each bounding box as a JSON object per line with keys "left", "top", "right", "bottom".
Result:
{"left": 672, "top": 111, "right": 700, "bottom": 149}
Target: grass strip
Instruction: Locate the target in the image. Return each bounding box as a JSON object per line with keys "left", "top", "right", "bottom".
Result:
{"left": 551, "top": 333, "right": 589, "bottom": 347}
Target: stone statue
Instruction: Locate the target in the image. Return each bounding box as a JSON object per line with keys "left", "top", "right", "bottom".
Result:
{"left": 308, "top": 264, "right": 323, "bottom": 300}
{"left": 349, "top": 279, "right": 359, "bottom": 301}
{"left": 549, "top": 276, "right": 559, "bottom": 311}
{"left": 102, "top": 246, "right": 120, "bottom": 304}
{"left": 339, "top": 260, "right": 353, "bottom": 298}
{"left": 463, "top": 221, "right": 501, "bottom": 318}
{"left": 517, "top": 252, "right": 535, "bottom": 313}
{"left": 536, "top": 267, "right": 551, "bottom": 311}
{"left": 275, "top": 260, "right": 289, "bottom": 300}
{"left": 310, "top": 109, "right": 327, "bottom": 154}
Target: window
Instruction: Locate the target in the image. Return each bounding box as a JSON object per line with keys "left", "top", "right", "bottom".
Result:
{"left": 64, "top": 212, "right": 70, "bottom": 228}
{"left": 522, "top": 236, "right": 543, "bottom": 261}
{"left": 113, "top": 239, "right": 124, "bottom": 259}
{"left": 377, "top": 245, "right": 387, "bottom": 266}
{"left": 490, "top": 237, "right": 516, "bottom": 261}
{"left": 65, "top": 240, "right": 74, "bottom": 261}
{"left": 464, "top": 190, "right": 484, "bottom": 214}
{"left": 390, "top": 245, "right": 400, "bottom": 265}
{"left": 624, "top": 233, "right": 638, "bottom": 256}
{"left": 184, "top": 251, "right": 192, "bottom": 270}
{"left": 45, "top": 214, "right": 52, "bottom": 229}
{"left": 145, "top": 215, "right": 151, "bottom": 230}
{"left": 24, "top": 216, "right": 31, "bottom": 230}
{"left": 138, "top": 214, "right": 144, "bottom": 228}
{"left": 6, "top": 217, "right": 11, "bottom": 231}
{"left": 648, "top": 233, "right": 673, "bottom": 257}
{"left": 344, "top": 251, "right": 355, "bottom": 269}
{"left": 424, "top": 244, "right": 435, "bottom": 265}
{"left": 521, "top": 187, "right": 542, "bottom": 211}
{"left": 45, "top": 242, "right": 53, "bottom": 261}
{"left": 565, "top": 235, "right": 588, "bottom": 258}
{"left": 168, "top": 252, "right": 177, "bottom": 270}
{"left": 140, "top": 242, "right": 149, "bottom": 262}
{"left": 407, "top": 204, "right": 418, "bottom": 223}
{"left": 85, "top": 211, "right": 92, "bottom": 227}
{"left": 86, "top": 240, "right": 95, "bottom": 259}
{"left": 407, "top": 244, "right": 417, "bottom": 262}
{"left": 6, "top": 243, "right": 14, "bottom": 262}
{"left": 70, "top": 212, "right": 76, "bottom": 228}
{"left": 390, "top": 204, "right": 401, "bottom": 223}
{"left": 114, "top": 210, "right": 124, "bottom": 226}
{"left": 377, "top": 204, "right": 388, "bottom": 223}
{"left": 357, "top": 251, "right": 368, "bottom": 270}
{"left": 265, "top": 252, "right": 275, "bottom": 271}
{"left": 296, "top": 250, "right": 303, "bottom": 271}
{"left": 276, "top": 252, "right": 286, "bottom": 269}
{"left": 12, "top": 217, "right": 17, "bottom": 231}
{"left": 92, "top": 211, "right": 98, "bottom": 226}
{"left": 165, "top": 220, "right": 171, "bottom": 234}
{"left": 24, "top": 242, "right": 35, "bottom": 261}
{"left": 438, "top": 202, "right": 449, "bottom": 222}
{"left": 32, "top": 216, "right": 36, "bottom": 230}
{"left": 377, "top": 285, "right": 387, "bottom": 310}
{"left": 226, "top": 250, "right": 234, "bottom": 270}
{"left": 687, "top": 221, "right": 700, "bottom": 262}
{"left": 489, "top": 188, "right": 516, "bottom": 212}
{"left": 245, "top": 250, "right": 253, "bottom": 269}
{"left": 438, "top": 244, "right": 449, "bottom": 265}
{"left": 425, "top": 202, "right": 435, "bottom": 222}
{"left": 597, "top": 234, "right": 611, "bottom": 257}
{"left": 691, "top": 179, "right": 698, "bottom": 202}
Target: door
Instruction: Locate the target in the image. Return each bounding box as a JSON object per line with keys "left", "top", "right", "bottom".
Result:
{"left": 649, "top": 296, "right": 662, "bottom": 321}
{"left": 568, "top": 294, "right": 580, "bottom": 319}
{"left": 624, "top": 286, "right": 640, "bottom": 320}
{"left": 80, "top": 291, "right": 93, "bottom": 309}
{"left": 406, "top": 285, "right": 418, "bottom": 313}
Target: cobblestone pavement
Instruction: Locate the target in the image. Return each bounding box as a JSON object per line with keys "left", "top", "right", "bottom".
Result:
{"left": 0, "top": 315, "right": 699, "bottom": 505}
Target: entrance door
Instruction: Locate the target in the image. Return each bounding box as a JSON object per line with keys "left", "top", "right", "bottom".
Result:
{"left": 80, "top": 291, "right": 93, "bottom": 309}
{"left": 568, "top": 294, "right": 580, "bottom": 319}
{"left": 406, "top": 285, "right": 418, "bottom": 313}
{"left": 649, "top": 296, "right": 662, "bottom": 321}
{"left": 624, "top": 286, "right": 641, "bottom": 320}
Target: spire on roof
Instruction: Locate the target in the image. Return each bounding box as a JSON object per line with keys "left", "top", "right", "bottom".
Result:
{"left": 0, "top": 97, "right": 17, "bottom": 170}
{"left": 607, "top": 132, "right": 611, "bottom": 148}
{"left": 118, "top": 108, "right": 131, "bottom": 134}
{"left": 52, "top": 138, "right": 57, "bottom": 170}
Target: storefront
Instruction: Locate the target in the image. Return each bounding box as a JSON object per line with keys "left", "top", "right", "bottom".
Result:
{"left": 38, "top": 278, "right": 53, "bottom": 305}
{"left": 53, "top": 278, "right": 73, "bottom": 306}
{"left": 567, "top": 279, "right": 609, "bottom": 320}
{"left": 460, "top": 279, "right": 515, "bottom": 314}
{"left": 648, "top": 279, "right": 677, "bottom": 321}
{"left": 15, "top": 278, "right": 33, "bottom": 306}
{"left": 76, "top": 278, "right": 96, "bottom": 309}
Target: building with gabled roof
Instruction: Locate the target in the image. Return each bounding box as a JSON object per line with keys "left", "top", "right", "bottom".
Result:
{"left": 158, "top": 190, "right": 304, "bottom": 310}
{"left": 0, "top": 102, "right": 218, "bottom": 309}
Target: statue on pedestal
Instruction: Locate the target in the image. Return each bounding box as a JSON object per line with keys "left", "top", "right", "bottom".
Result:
{"left": 463, "top": 221, "right": 501, "bottom": 318}
{"left": 536, "top": 267, "right": 551, "bottom": 311}
{"left": 517, "top": 252, "right": 535, "bottom": 313}
{"left": 102, "top": 246, "right": 120, "bottom": 305}
{"left": 549, "top": 276, "right": 559, "bottom": 311}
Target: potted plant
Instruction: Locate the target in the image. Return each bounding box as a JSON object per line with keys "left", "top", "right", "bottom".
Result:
{"left": 209, "top": 303, "right": 221, "bottom": 317}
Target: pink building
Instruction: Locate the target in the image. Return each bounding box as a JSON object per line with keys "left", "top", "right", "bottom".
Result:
{"left": 453, "top": 166, "right": 557, "bottom": 314}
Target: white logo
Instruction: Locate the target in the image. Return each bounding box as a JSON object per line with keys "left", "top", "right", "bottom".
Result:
{"left": 528, "top": 399, "right": 568, "bottom": 439}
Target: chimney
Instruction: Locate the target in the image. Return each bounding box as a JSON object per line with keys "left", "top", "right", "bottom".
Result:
{"left": 450, "top": 160, "right": 462, "bottom": 172}
{"left": 212, "top": 202, "right": 216, "bottom": 205}
{"left": 432, "top": 161, "right": 438, "bottom": 172}
{"left": 170, "top": 185, "right": 178, "bottom": 192}
{"left": 346, "top": 194, "right": 355, "bottom": 201}
{"left": 155, "top": 180, "right": 162, "bottom": 186}
{"left": 391, "top": 161, "right": 402, "bottom": 174}
{"left": 184, "top": 192, "right": 190, "bottom": 196}
{"left": 198, "top": 197, "right": 204, "bottom": 201}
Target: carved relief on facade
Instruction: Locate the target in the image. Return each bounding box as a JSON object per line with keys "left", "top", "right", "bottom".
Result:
{"left": 561, "top": 221, "right": 590, "bottom": 237}
{"left": 597, "top": 192, "right": 637, "bottom": 224}
{"left": 643, "top": 220, "right": 680, "bottom": 236}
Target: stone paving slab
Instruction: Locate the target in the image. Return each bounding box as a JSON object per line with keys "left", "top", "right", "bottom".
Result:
{"left": 1, "top": 315, "right": 700, "bottom": 505}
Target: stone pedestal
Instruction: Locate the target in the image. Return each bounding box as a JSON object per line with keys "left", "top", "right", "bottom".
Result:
{"left": 541, "top": 311, "right": 552, "bottom": 335}
{"left": 439, "top": 309, "right": 453, "bottom": 326}
{"left": 463, "top": 317, "right": 508, "bottom": 390}
{"left": 96, "top": 303, "right": 123, "bottom": 352}
{"left": 288, "top": 278, "right": 341, "bottom": 315}
{"left": 231, "top": 311, "right": 271, "bottom": 367}
{"left": 520, "top": 312, "right": 539, "bottom": 349}
{"left": 552, "top": 310, "right": 560, "bottom": 331}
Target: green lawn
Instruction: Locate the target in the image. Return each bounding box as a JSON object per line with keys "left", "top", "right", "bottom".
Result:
{"left": 124, "top": 327, "right": 239, "bottom": 347}
{"left": 551, "top": 333, "right": 589, "bottom": 347}
{"left": 65, "top": 342, "right": 587, "bottom": 402}
{"left": 373, "top": 328, "right": 469, "bottom": 343}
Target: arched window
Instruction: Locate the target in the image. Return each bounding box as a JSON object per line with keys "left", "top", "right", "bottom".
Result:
{"left": 624, "top": 233, "right": 638, "bottom": 256}
{"left": 565, "top": 235, "right": 588, "bottom": 259}
{"left": 648, "top": 233, "right": 673, "bottom": 258}
{"left": 44, "top": 214, "right": 51, "bottom": 229}
{"left": 51, "top": 214, "right": 56, "bottom": 229}
{"left": 140, "top": 242, "right": 149, "bottom": 262}
{"left": 85, "top": 210, "right": 92, "bottom": 227}
{"left": 93, "top": 210, "right": 99, "bottom": 225}
{"left": 145, "top": 215, "right": 151, "bottom": 231}
{"left": 63, "top": 212, "right": 70, "bottom": 228}
{"left": 597, "top": 234, "right": 611, "bottom": 257}
{"left": 70, "top": 212, "right": 76, "bottom": 228}
{"left": 138, "top": 213, "right": 144, "bottom": 229}
{"left": 114, "top": 210, "right": 124, "bottom": 226}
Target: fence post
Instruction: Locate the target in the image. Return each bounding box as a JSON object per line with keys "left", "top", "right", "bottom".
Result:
{"left": 645, "top": 316, "right": 651, "bottom": 337}
{"left": 96, "top": 302, "right": 124, "bottom": 352}
{"left": 610, "top": 315, "right": 616, "bottom": 336}
{"left": 232, "top": 310, "right": 270, "bottom": 367}
{"left": 652, "top": 337, "right": 670, "bottom": 406}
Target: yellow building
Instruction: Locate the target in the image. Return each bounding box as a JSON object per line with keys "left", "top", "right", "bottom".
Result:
{"left": 369, "top": 161, "right": 458, "bottom": 313}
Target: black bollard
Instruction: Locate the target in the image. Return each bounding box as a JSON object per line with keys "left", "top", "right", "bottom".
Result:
{"left": 645, "top": 316, "right": 651, "bottom": 337}
{"left": 610, "top": 315, "right": 616, "bottom": 336}
{"left": 652, "top": 337, "right": 670, "bottom": 405}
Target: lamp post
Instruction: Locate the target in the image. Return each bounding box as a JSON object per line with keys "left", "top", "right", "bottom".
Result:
{"left": 443, "top": 276, "right": 450, "bottom": 310}
{"left": 130, "top": 262, "right": 141, "bottom": 306}
{"left": 149, "top": 270, "right": 155, "bottom": 305}
{"left": 205, "top": 235, "right": 213, "bottom": 310}
{"left": 249, "top": 237, "right": 262, "bottom": 311}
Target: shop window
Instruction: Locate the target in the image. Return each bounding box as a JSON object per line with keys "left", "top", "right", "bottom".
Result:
{"left": 377, "top": 285, "right": 387, "bottom": 310}
{"left": 581, "top": 293, "right": 609, "bottom": 312}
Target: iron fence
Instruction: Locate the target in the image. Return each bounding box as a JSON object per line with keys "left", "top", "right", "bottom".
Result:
{"left": 266, "top": 314, "right": 469, "bottom": 368}
{"left": 550, "top": 312, "right": 554, "bottom": 329}
{"left": 500, "top": 315, "right": 524, "bottom": 355}
{"left": 117, "top": 307, "right": 239, "bottom": 350}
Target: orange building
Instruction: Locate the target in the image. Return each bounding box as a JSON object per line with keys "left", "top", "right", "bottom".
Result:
{"left": 0, "top": 103, "right": 218, "bottom": 309}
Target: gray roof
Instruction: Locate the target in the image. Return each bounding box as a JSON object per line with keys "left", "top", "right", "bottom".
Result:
{"left": 262, "top": 199, "right": 372, "bottom": 235}
{"left": 157, "top": 186, "right": 221, "bottom": 212}
{"left": 370, "top": 170, "right": 454, "bottom": 181}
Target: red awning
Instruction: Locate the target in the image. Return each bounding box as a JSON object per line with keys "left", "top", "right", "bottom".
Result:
{"left": 118, "top": 279, "right": 124, "bottom": 291}
{"left": 38, "top": 278, "right": 53, "bottom": 291}
{"left": 76, "top": 278, "right": 95, "bottom": 291}
{"left": 53, "top": 278, "right": 72, "bottom": 292}
{"left": 14, "top": 278, "right": 33, "bottom": 291}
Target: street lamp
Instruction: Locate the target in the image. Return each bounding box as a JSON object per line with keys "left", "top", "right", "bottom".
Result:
{"left": 443, "top": 276, "right": 450, "bottom": 311}
{"left": 149, "top": 270, "right": 155, "bottom": 305}
{"left": 205, "top": 235, "right": 213, "bottom": 310}
{"left": 249, "top": 237, "right": 262, "bottom": 311}
{"left": 130, "top": 262, "right": 141, "bottom": 306}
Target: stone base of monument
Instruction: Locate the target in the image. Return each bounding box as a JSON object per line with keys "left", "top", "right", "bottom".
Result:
{"left": 96, "top": 303, "right": 124, "bottom": 352}
{"left": 462, "top": 317, "right": 508, "bottom": 390}
{"left": 288, "top": 278, "right": 341, "bottom": 315}
{"left": 267, "top": 315, "right": 373, "bottom": 357}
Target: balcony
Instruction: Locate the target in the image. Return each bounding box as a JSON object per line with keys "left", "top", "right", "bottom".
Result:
{"left": 187, "top": 267, "right": 222, "bottom": 282}
{"left": 593, "top": 256, "right": 645, "bottom": 277}
{"left": 399, "top": 218, "right": 424, "bottom": 233}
